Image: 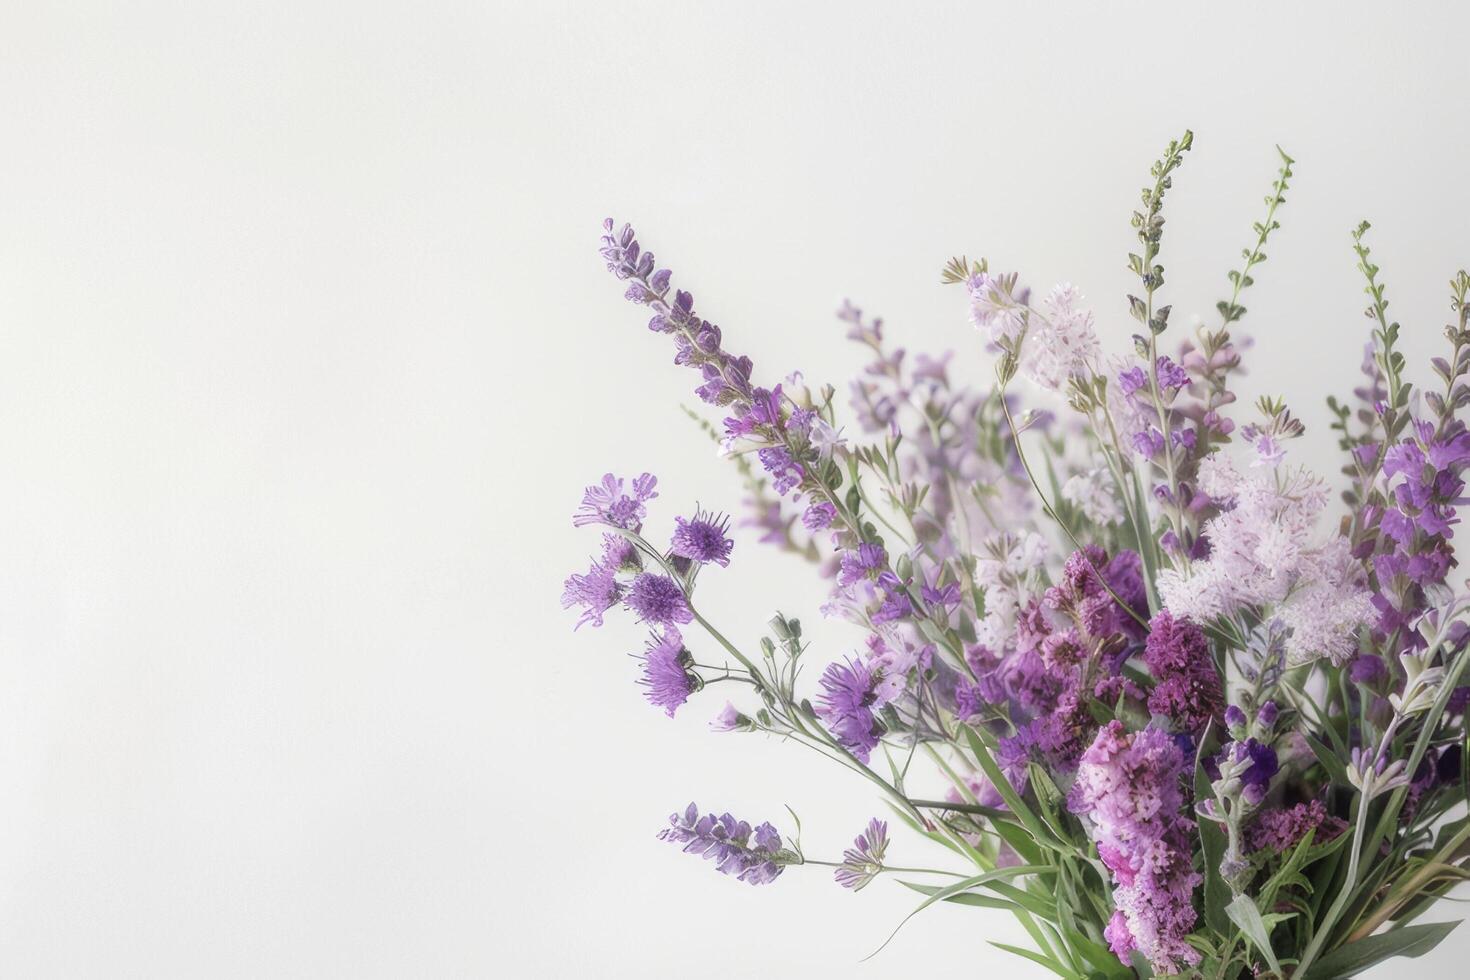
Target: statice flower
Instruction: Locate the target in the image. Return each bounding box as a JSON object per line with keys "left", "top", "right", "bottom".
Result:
{"left": 1142, "top": 611, "right": 1224, "bottom": 736}
{"left": 833, "top": 818, "right": 889, "bottom": 891}
{"left": 1068, "top": 722, "right": 1202, "bottom": 975}
{"left": 625, "top": 572, "right": 694, "bottom": 627}
{"left": 1044, "top": 546, "right": 1148, "bottom": 642}
{"left": 561, "top": 560, "right": 622, "bottom": 630}
{"left": 670, "top": 507, "right": 734, "bottom": 567}
{"left": 658, "top": 804, "right": 790, "bottom": 885}
{"left": 573, "top": 472, "right": 659, "bottom": 530}
{"left": 1157, "top": 453, "right": 1373, "bottom": 665}
{"left": 1247, "top": 799, "right": 1345, "bottom": 852}
{"left": 638, "top": 627, "right": 699, "bottom": 717}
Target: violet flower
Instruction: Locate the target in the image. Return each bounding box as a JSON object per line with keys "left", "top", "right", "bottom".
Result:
{"left": 658, "top": 804, "right": 789, "bottom": 885}
{"left": 670, "top": 507, "right": 734, "bottom": 567}
{"left": 834, "top": 818, "right": 889, "bottom": 891}
{"left": 637, "top": 627, "right": 699, "bottom": 717}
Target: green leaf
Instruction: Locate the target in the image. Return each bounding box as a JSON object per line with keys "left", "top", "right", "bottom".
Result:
{"left": 1194, "top": 766, "right": 1232, "bottom": 936}
{"left": 898, "top": 880, "right": 1021, "bottom": 913}
{"left": 1227, "top": 893, "right": 1282, "bottom": 975}
{"left": 988, "top": 941, "right": 1080, "bottom": 979}
{"left": 864, "top": 864, "right": 1051, "bottom": 960}
{"left": 1301, "top": 919, "right": 1461, "bottom": 978}
{"left": 990, "top": 814, "right": 1044, "bottom": 865}
{"left": 1305, "top": 732, "right": 1351, "bottom": 785}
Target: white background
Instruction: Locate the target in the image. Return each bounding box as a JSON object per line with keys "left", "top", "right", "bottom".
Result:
{"left": 2, "top": 1, "right": 1469, "bottom": 977}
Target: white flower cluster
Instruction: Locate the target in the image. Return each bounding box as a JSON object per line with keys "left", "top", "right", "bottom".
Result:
{"left": 972, "top": 530, "right": 1050, "bottom": 650}
{"left": 967, "top": 278, "right": 1100, "bottom": 391}
{"left": 1157, "top": 453, "right": 1374, "bottom": 665}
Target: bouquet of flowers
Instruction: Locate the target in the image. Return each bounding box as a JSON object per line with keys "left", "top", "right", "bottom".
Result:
{"left": 563, "top": 131, "right": 1470, "bottom": 978}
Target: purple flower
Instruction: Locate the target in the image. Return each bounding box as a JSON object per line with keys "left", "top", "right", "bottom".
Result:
{"left": 1068, "top": 722, "right": 1202, "bottom": 975}
{"left": 658, "top": 803, "right": 788, "bottom": 885}
{"left": 710, "top": 701, "right": 750, "bottom": 732}
{"left": 1216, "top": 738, "right": 1279, "bottom": 805}
{"left": 574, "top": 472, "right": 658, "bottom": 529}
{"left": 1349, "top": 653, "right": 1388, "bottom": 684}
{"left": 834, "top": 818, "right": 888, "bottom": 891}
{"left": 801, "top": 501, "right": 837, "bottom": 531}
{"left": 921, "top": 579, "right": 962, "bottom": 609}
{"left": 1132, "top": 427, "right": 1166, "bottom": 458}
{"left": 600, "top": 532, "right": 642, "bottom": 574}
{"left": 838, "top": 542, "right": 887, "bottom": 587}
{"left": 1247, "top": 799, "right": 1345, "bottom": 852}
{"left": 872, "top": 572, "right": 913, "bottom": 624}
{"left": 1143, "top": 611, "right": 1223, "bottom": 736}
{"left": 638, "top": 627, "right": 698, "bottom": 717}
{"left": 625, "top": 573, "right": 693, "bottom": 626}
{"left": 815, "top": 657, "right": 886, "bottom": 763}
{"left": 757, "top": 446, "right": 804, "bottom": 496}
{"left": 601, "top": 220, "right": 757, "bottom": 411}
{"left": 670, "top": 508, "right": 734, "bottom": 567}
{"left": 1118, "top": 366, "right": 1148, "bottom": 397}
{"left": 954, "top": 682, "right": 986, "bottom": 720}
{"left": 1044, "top": 546, "right": 1146, "bottom": 641}
{"left": 1155, "top": 355, "right": 1189, "bottom": 391}
{"left": 561, "top": 560, "right": 623, "bottom": 630}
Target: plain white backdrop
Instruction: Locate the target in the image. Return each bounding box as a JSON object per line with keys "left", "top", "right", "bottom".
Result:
{"left": 2, "top": 1, "right": 1469, "bottom": 977}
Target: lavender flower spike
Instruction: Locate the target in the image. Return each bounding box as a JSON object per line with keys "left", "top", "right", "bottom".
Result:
{"left": 658, "top": 803, "right": 791, "bottom": 885}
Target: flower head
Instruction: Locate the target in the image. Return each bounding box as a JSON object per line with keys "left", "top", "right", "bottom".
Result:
{"left": 710, "top": 701, "right": 751, "bottom": 733}
{"left": 834, "top": 818, "right": 889, "bottom": 891}
{"left": 561, "top": 560, "right": 623, "bottom": 630}
{"left": 625, "top": 573, "right": 694, "bottom": 626}
{"left": 637, "top": 627, "right": 698, "bottom": 717}
{"left": 573, "top": 472, "right": 658, "bottom": 529}
{"left": 670, "top": 508, "right": 734, "bottom": 567}
{"left": 815, "top": 657, "right": 888, "bottom": 763}
{"left": 1068, "top": 722, "right": 1201, "bottom": 975}
{"left": 1143, "top": 611, "right": 1224, "bottom": 736}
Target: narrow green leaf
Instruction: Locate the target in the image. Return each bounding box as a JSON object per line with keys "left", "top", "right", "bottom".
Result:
{"left": 1194, "top": 767, "right": 1232, "bottom": 936}
{"left": 1227, "top": 893, "right": 1282, "bottom": 974}
{"left": 864, "top": 865, "right": 1051, "bottom": 960}
{"left": 1305, "top": 732, "right": 1351, "bottom": 784}
{"left": 989, "top": 941, "right": 1080, "bottom": 979}
{"left": 1301, "top": 919, "right": 1461, "bottom": 978}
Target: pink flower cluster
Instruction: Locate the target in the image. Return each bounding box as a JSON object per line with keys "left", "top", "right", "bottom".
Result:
{"left": 1069, "top": 721, "right": 1202, "bottom": 974}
